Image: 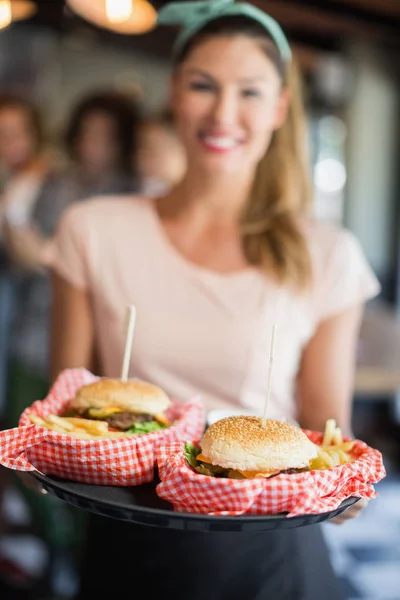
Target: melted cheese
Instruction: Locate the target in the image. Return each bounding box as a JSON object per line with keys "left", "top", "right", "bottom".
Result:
{"left": 196, "top": 453, "right": 212, "bottom": 464}
{"left": 88, "top": 407, "right": 122, "bottom": 418}
{"left": 237, "top": 469, "right": 281, "bottom": 479}
{"left": 154, "top": 413, "right": 170, "bottom": 426}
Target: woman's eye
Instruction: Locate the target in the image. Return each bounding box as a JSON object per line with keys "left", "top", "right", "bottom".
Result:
{"left": 189, "top": 81, "right": 215, "bottom": 92}
{"left": 242, "top": 89, "right": 261, "bottom": 98}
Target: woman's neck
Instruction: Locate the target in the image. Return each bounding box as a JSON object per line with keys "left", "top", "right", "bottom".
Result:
{"left": 164, "top": 166, "right": 254, "bottom": 225}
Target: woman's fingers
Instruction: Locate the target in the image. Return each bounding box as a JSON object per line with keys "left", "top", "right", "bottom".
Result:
{"left": 330, "top": 498, "right": 368, "bottom": 525}
{"left": 16, "top": 471, "right": 47, "bottom": 495}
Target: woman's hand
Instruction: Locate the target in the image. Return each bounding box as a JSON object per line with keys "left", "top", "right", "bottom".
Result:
{"left": 331, "top": 497, "right": 368, "bottom": 525}
{"left": 3, "top": 223, "right": 48, "bottom": 273}
{"left": 16, "top": 471, "right": 48, "bottom": 495}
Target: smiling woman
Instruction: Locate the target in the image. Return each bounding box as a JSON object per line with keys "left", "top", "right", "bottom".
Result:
{"left": 47, "top": 1, "right": 380, "bottom": 599}
{"left": 165, "top": 14, "right": 313, "bottom": 288}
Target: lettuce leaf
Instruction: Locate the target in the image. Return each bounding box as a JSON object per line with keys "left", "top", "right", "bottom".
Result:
{"left": 184, "top": 442, "right": 201, "bottom": 468}
{"left": 127, "top": 420, "right": 167, "bottom": 435}
{"left": 194, "top": 463, "right": 217, "bottom": 477}
{"left": 183, "top": 443, "right": 230, "bottom": 477}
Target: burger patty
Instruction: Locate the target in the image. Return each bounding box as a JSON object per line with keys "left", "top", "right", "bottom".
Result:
{"left": 75, "top": 408, "right": 154, "bottom": 431}
{"left": 194, "top": 463, "right": 309, "bottom": 478}
{"left": 279, "top": 468, "right": 308, "bottom": 475}
{"left": 105, "top": 412, "right": 154, "bottom": 431}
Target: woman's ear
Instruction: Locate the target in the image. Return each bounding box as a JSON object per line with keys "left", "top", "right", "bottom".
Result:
{"left": 273, "top": 87, "right": 290, "bottom": 130}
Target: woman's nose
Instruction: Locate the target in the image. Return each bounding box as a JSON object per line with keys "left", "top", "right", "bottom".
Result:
{"left": 211, "top": 90, "right": 238, "bottom": 128}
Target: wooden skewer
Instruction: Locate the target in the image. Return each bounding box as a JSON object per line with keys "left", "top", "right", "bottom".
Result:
{"left": 262, "top": 323, "right": 276, "bottom": 426}
{"left": 121, "top": 305, "right": 136, "bottom": 382}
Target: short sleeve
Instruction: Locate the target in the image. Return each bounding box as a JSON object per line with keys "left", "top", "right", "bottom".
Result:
{"left": 47, "top": 204, "right": 90, "bottom": 289}
{"left": 314, "top": 229, "right": 381, "bottom": 322}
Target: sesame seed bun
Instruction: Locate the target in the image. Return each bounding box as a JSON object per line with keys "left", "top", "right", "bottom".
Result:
{"left": 200, "top": 416, "right": 318, "bottom": 472}
{"left": 71, "top": 378, "right": 171, "bottom": 416}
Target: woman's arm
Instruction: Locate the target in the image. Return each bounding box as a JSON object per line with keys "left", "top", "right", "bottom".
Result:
{"left": 297, "top": 304, "right": 364, "bottom": 435}
{"left": 3, "top": 223, "right": 49, "bottom": 273}
{"left": 50, "top": 271, "right": 95, "bottom": 382}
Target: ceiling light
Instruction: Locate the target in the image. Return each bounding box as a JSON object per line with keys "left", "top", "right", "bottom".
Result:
{"left": 67, "top": 0, "right": 157, "bottom": 34}
{"left": 11, "top": 0, "right": 37, "bottom": 21}
{"left": 0, "top": 0, "right": 12, "bottom": 30}
{"left": 106, "top": 0, "right": 132, "bottom": 23}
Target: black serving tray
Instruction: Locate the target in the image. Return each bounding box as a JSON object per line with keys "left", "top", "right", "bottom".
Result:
{"left": 32, "top": 472, "right": 358, "bottom": 532}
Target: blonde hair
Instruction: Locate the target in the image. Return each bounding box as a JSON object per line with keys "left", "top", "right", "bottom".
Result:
{"left": 177, "top": 17, "right": 314, "bottom": 290}
{"left": 241, "top": 58, "right": 313, "bottom": 289}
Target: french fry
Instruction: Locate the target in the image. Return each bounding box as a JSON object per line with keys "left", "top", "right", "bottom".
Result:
{"left": 322, "top": 419, "right": 336, "bottom": 446}
{"left": 337, "top": 449, "right": 352, "bottom": 464}
{"left": 97, "top": 432, "right": 131, "bottom": 439}
{"left": 329, "top": 450, "right": 341, "bottom": 467}
{"left": 67, "top": 430, "right": 129, "bottom": 440}
{"left": 47, "top": 424, "right": 72, "bottom": 433}
{"left": 28, "top": 414, "right": 47, "bottom": 427}
{"left": 309, "top": 420, "right": 356, "bottom": 471}
{"left": 63, "top": 418, "right": 109, "bottom": 435}
{"left": 332, "top": 427, "right": 343, "bottom": 445}
{"left": 46, "top": 415, "right": 75, "bottom": 431}
{"left": 67, "top": 431, "right": 96, "bottom": 440}
{"left": 26, "top": 410, "right": 162, "bottom": 440}
{"left": 310, "top": 449, "right": 335, "bottom": 470}
{"left": 337, "top": 441, "right": 354, "bottom": 453}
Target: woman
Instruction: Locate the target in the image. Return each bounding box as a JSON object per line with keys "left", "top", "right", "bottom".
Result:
{"left": 49, "top": 2, "right": 380, "bottom": 599}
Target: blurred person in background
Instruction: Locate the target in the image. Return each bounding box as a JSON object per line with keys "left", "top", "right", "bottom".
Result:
{"left": 45, "top": 2, "right": 380, "bottom": 599}
{"left": 63, "top": 90, "right": 141, "bottom": 200}
{"left": 0, "top": 93, "right": 69, "bottom": 598}
{"left": 0, "top": 90, "right": 140, "bottom": 598}
{"left": 5, "top": 90, "right": 141, "bottom": 428}
{"left": 137, "top": 110, "right": 186, "bottom": 195}
{"left": 0, "top": 94, "right": 57, "bottom": 423}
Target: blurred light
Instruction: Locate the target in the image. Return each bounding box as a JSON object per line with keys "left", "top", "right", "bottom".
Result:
{"left": 0, "top": 0, "right": 12, "bottom": 30}
{"left": 0, "top": 1, "right": 37, "bottom": 29}
{"left": 319, "top": 116, "right": 347, "bottom": 147}
{"left": 106, "top": 0, "right": 132, "bottom": 23}
{"left": 12, "top": 1, "right": 37, "bottom": 21}
{"left": 314, "top": 158, "right": 347, "bottom": 194}
{"left": 315, "top": 55, "right": 352, "bottom": 105}
{"left": 67, "top": 0, "right": 157, "bottom": 34}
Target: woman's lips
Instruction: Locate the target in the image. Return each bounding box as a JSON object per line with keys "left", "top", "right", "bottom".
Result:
{"left": 199, "top": 134, "right": 242, "bottom": 153}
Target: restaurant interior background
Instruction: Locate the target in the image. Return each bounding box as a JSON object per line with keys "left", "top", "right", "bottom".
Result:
{"left": 0, "top": 0, "right": 399, "bottom": 598}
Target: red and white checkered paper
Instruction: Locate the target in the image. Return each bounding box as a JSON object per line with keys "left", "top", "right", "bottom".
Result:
{"left": 155, "top": 431, "right": 386, "bottom": 517}
{"left": 0, "top": 368, "right": 205, "bottom": 486}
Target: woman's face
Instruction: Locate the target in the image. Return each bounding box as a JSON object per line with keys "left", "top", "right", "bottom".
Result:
{"left": 74, "top": 111, "right": 119, "bottom": 173}
{"left": 171, "top": 35, "right": 288, "bottom": 176}
{"left": 0, "top": 107, "right": 38, "bottom": 171}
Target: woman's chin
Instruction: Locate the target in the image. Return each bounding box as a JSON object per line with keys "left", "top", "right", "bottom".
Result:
{"left": 195, "top": 156, "right": 250, "bottom": 176}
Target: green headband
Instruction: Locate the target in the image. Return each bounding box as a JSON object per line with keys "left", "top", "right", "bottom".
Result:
{"left": 157, "top": 0, "right": 291, "bottom": 63}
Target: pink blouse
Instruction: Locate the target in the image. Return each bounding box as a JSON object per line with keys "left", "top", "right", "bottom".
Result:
{"left": 50, "top": 197, "right": 380, "bottom": 420}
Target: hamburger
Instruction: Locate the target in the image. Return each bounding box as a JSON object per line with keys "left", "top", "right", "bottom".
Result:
{"left": 185, "top": 416, "right": 318, "bottom": 479}
{"left": 68, "top": 378, "right": 171, "bottom": 433}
